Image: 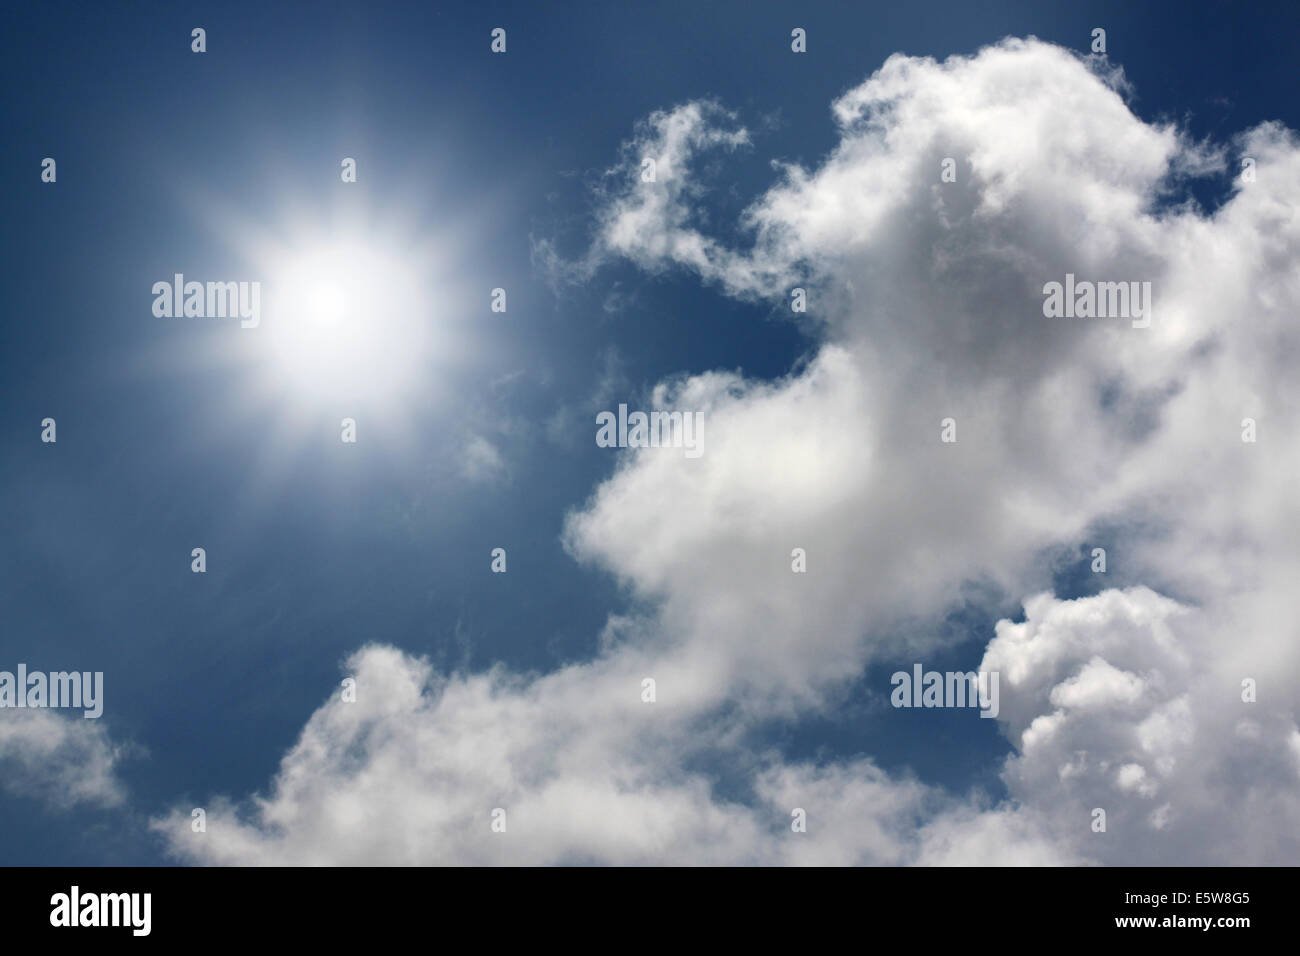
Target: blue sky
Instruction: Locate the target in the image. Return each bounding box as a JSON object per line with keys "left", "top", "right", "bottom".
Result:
{"left": 2, "top": 1, "right": 1299, "bottom": 866}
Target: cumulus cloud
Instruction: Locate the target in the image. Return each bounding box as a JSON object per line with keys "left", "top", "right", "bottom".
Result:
{"left": 982, "top": 588, "right": 1300, "bottom": 863}
{"left": 153, "top": 643, "right": 1071, "bottom": 865}
{"left": 156, "top": 37, "right": 1300, "bottom": 864}
{"left": 0, "top": 710, "right": 130, "bottom": 810}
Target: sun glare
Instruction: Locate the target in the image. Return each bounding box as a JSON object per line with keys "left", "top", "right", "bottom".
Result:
{"left": 262, "top": 238, "right": 430, "bottom": 403}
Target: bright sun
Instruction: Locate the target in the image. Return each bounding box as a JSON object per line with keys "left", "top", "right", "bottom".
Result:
{"left": 263, "top": 238, "right": 430, "bottom": 402}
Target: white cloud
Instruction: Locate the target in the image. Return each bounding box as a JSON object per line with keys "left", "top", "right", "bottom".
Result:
{"left": 153, "top": 642, "right": 1071, "bottom": 865}
{"left": 460, "top": 434, "right": 507, "bottom": 483}
{"left": 0, "top": 710, "right": 129, "bottom": 810}
{"left": 156, "top": 37, "right": 1300, "bottom": 864}
{"left": 982, "top": 589, "right": 1300, "bottom": 863}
